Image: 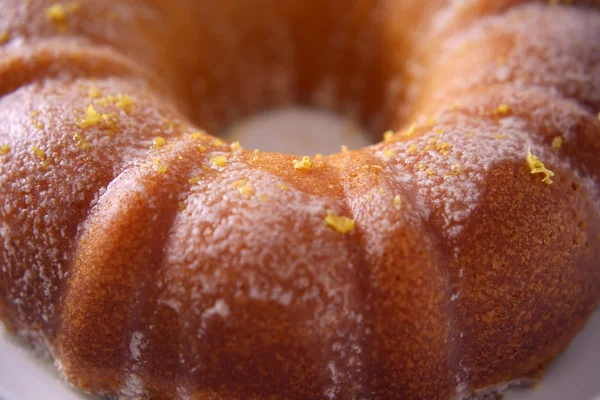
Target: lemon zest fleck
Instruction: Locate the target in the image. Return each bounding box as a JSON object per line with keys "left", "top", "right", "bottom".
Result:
{"left": 436, "top": 142, "right": 452, "bottom": 156}
{"left": 210, "top": 155, "right": 227, "bottom": 167}
{"left": 115, "top": 94, "right": 135, "bottom": 112}
{"left": 73, "top": 133, "right": 90, "bottom": 149}
{"left": 383, "top": 131, "right": 394, "bottom": 142}
{"left": 46, "top": 4, "right": 67, "bottom": 25}
{"left": 78, "top": 104, "right": 103, "bottom": 128}
{"left": 417, "top": 163, "right": 435, "bottom": 176}
{"left": 325, "top": 211, "right": 355, "bottom": 234}
{"left": 495, "top": 103, "right": 511, "bottom": 116}
{"left": 393, "top": 195, "right": 402, "bottom": 210}
{"left": 293, "top": 156, "right": 312, "bottom": 171}
{"left": 46, "top": 2, "right": 77, "bottom": 31}
{"left": 233, "top": 180, "right": 255, "bottom": 196}
{"left": 383, "top": 148, "right": 395, "bottom": 160}
{"left": 445, "top": 164, "right": 462, "bottom": 176}
{"left": 31, "top": 110, "right": 44, "bottom": 129}
{"left": 31, "top": 145, "right": 47, "bottom": 160}
{"left": 152, "top": 136, "right": 166, "bottom": 149}
{"left": 152, "top": 158, "right": 168, "bottom": 174}
{"left": 551, "top": 136, "right": 563, "bottom": 149}
{"left": 526, "top": 147, "right": 554, "bottom": 184}
{"left": 97, "top": 94, "right": 135, "bottom": 113}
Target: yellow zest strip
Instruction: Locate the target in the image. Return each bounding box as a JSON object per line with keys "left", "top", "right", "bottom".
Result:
{"left": 293, "top": 156, "right": 312, "bottom": 171}
{"left": 526, "top": 147, "right": 554, "bottom": 184}
{"left": 325, "top": 211, "right": 355, "bottom": 234}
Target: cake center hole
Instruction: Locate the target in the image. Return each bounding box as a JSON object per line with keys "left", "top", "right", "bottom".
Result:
{"left": 221, "top": 106, "right": 371, "bottom": 155}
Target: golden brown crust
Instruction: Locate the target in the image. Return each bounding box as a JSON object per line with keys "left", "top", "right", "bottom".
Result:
{"left": 0, "top": 1, "right": 599, "bottom": 399}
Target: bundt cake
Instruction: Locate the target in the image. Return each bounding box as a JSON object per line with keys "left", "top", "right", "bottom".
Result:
{"left": 1, "top": 0, "right": 599, "bottom": 399}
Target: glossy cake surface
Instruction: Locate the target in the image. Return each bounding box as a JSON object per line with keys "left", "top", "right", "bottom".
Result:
{"left": 0, "top": 1, "right": 599, "bottom": 399}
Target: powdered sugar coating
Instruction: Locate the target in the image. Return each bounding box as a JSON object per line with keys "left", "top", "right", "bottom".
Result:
{"left": 0, "top": 0, "right": 599, "bottom": 399}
